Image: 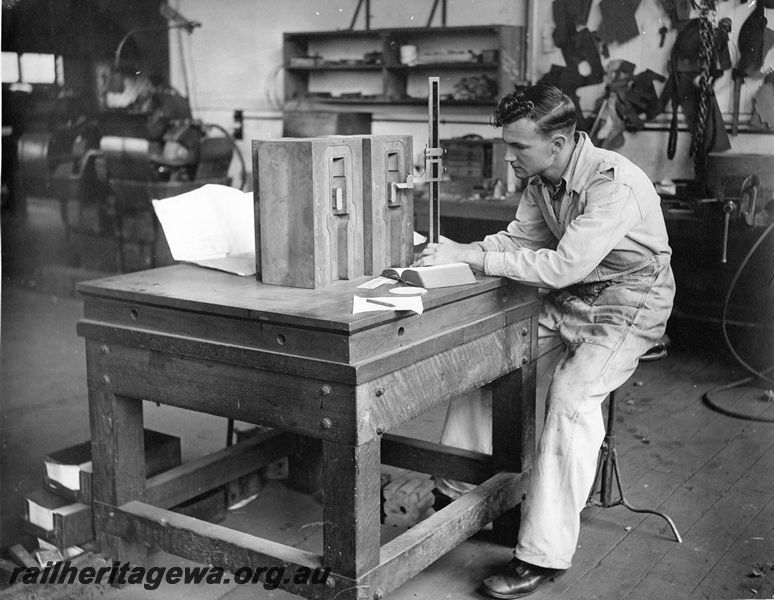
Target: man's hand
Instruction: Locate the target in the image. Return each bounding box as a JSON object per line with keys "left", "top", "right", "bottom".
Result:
{"left": 413, "top": 237, "right": 486, "bottom": 271}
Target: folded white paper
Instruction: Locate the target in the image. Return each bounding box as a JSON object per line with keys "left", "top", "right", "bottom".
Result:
{"left": 152, "top": 184, "right": 256, "bottom": 276}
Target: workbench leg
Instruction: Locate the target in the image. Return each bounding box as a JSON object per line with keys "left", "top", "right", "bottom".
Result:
{"left": 322, "top": 438, "right": 381, "bottom": 581}
{"left": 89, "top": 388, "right": 148, "bottom": 566}
{"left": 491, "top": 360, "right": 537, "bottom": 546}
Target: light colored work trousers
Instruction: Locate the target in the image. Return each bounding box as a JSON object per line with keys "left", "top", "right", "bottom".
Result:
{"left": 436, "top": 256, "right": 675, "bottom": 570}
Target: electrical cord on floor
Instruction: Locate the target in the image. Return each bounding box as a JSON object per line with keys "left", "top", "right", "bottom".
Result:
{"left": 702, "top": 219, "right": 774, "bottom": 422}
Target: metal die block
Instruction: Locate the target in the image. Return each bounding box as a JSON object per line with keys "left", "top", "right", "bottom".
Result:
{"left": 254, "top": 137, "right": 365, "bottom": 289}
{"left": 359, "top": 135, "right": 414, "bottom": 275}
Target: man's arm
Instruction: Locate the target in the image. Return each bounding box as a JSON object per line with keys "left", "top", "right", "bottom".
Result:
{"left": 481, "top": 180, "right": 643, "bottom": 288}
{"left": 414, "top": 190, "right": 553, "bottom": 271}
{"left": 474, "top": 189, "right": 555, "bottom": 253}
{"left": 419, "top": 178, "right": 643, "bottom": 289}
{"left": 415, "top": 239, "right": 486, "bottom": 271}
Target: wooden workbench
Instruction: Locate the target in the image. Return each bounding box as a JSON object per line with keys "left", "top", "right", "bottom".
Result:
{"left": 76, "top": 264, "right": 539, "bottom": 600}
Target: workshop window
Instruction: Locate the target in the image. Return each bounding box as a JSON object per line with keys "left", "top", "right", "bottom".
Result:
{"left": 2, "top": 52, "right": 61, "bottom": 85}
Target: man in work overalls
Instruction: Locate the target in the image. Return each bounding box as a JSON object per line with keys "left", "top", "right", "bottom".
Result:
{"left": 415, "top": 84, "right": 675, "bottom": 599}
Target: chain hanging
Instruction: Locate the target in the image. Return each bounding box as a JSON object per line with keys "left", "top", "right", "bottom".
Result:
{"left": 690, "top": 0, "right": 718, "bottom": 182}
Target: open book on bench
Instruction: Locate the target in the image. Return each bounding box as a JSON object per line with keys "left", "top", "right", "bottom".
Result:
{"left": 381, "top": 262, "right": 476, "bottom": 288}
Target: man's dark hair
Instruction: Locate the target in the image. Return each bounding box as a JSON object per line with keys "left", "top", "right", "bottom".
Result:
{"left": 492, "top": 85, "right": 577, "bottom": 135}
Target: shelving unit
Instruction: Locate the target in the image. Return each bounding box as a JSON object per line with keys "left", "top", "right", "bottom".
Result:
{"left": 283, "top": 25, "right": 526, "bottom": 107}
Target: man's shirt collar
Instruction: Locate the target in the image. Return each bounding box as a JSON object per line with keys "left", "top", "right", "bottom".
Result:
{"left": 528, "top": 131, "right": 594, "bottom": 196}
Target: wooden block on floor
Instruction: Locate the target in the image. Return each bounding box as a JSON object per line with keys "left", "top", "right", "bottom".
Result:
{"left": 383, "top": 476, "right": 436, "bottom": 529}
{"left": 23, "top": 485, "right": 227, "bottom": 551}
{"left": 23, "top": 490, "right": 93, "bottom": 550}
{"left": 7, "top": 545, "right": 36, "bottom": 569}
{"left": 44, "top": 429, "right": 181, "bottom": 503}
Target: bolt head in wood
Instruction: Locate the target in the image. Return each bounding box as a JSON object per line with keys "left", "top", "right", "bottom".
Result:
{"left": 321, "top": 384, "right": 332, "bottom": 396}
{"left": 100, "top": 344, "right": 110, "bottom": 354}
{"left": 320, "top": 417, "right": 333, "bottom": 429}
{"left": 101, "top": 374, "right": 111, "bottom": 385}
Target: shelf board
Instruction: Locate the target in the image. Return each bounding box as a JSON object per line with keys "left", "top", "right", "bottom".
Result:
{"left": 284, "top": 25, "right": 507, "bottom": 40}
{"left": 287, "top": 63, "right": 383, "bottom": 71}
{"left": 386, "top": 61, "right": 499, "bottom": 71}
{"left": 284, "top": 29, "right": 383, "bottom": 40}
{"left": 296, "top": 95, "right": 497, "bottom": 106}
{"left": 287, "top": 61, "right": 500, "bottom": 72}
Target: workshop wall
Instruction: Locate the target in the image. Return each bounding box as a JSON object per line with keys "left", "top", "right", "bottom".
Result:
{"left": 531, "top": 0, "right": 774, "bottom": 182}
{"left": 170, "top": 0, "right": 773, "bottom": 185}
{"left": 169, "top": 0, "right": 528, "bottom": 183}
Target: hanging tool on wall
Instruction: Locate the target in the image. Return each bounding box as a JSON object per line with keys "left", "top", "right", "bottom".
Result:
{"left": 597, "top": 0, "right": 642, "bottom": 45}
{"left": 590, "top": 61, "right": 667, "bottom": 149}
{"left": 659, "top": 0, "right": 692, "bottom": 27}
{"left": 661, "top": 3, "right": 732, "bottom": 188}
{"left": 751, "top": 71, "right": 774, "bottom": 129}
{"left": 731, "top": 0, "right": 772, "bottom": 135}
{"left": 425, "top": 77, "right": 443, "bottom": 244}
{"left": 543, "top": 0, "right": 604, "bottom": 128}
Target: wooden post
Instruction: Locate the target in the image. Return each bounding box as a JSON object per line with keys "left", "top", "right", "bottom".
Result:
{"left": 322, "top": 438, "right": 381, "bottom": 579}
{"left": 89, "top": 381, "right": 147, "bottom": 564}
{"left": 490, "top": 353, "right": 537, "bottom": 546}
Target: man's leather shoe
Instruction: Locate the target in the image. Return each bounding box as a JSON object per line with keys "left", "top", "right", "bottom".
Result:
{"left": 480, "top": 559, "right": 563, "bottom": 599}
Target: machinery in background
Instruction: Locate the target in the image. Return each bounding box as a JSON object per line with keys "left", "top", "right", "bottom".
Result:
{"left": 7, "top": 1, "right": 246, "bottom": 273}
{"left": 15, "top": 104, "right": 242, "bottom": 273}
{"left": 660, "top": 152, "right": 774, "bottom": 372}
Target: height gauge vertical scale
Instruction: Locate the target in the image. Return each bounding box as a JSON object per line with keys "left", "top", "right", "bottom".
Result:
{"left": 425, "top": 76, "right": 443, "bottom": 244}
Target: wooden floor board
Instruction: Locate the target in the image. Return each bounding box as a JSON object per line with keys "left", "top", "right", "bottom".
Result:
{"left": 688, "top": 556, "right": 774, "bottom": 600}
{"left": 557, "top": 529, "right": 668, "bottom": 600}
{"left": 736, "top": 440, "right": 774, "bottom": 494}
{"left": 386, "top": 534, "right": 511, "bottom": 600}
{"left": 722, "top": 493, "right": 774, "bottom": 567}
{"left": 686, "top": 424, "right": 774, "bottom": 494}
{"left": 629, "top": 486, "right": 771, "bottom": 600}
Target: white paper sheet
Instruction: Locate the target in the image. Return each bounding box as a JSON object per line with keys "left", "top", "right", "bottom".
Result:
{"left": 152, "top": 184, "right": 256, "bottom": 276}
{"left": 352, "top": 295, "right": 423, "bottom": 315}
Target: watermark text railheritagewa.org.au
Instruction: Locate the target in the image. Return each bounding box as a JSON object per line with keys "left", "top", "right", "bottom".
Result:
{"left": 8, "top": 561, "right": 331, "bottom": 590}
